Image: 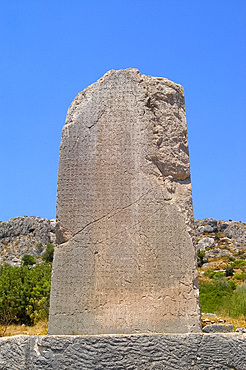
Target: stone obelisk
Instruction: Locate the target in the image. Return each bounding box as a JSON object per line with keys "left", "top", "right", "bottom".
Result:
{"left": 49, "top": 69, "right": 201, "bottom": 335}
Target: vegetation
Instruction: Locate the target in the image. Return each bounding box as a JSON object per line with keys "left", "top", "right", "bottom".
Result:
{"left": 0, "top": 320, "right": 48, "bottom": 337}
{"left": 197, "top": 249, "right": 206, "bottom": 267}
{"left": 1, "top": 230, "right": 246, "bottom": 335}
{"left": 225, "top": 264, "right": 234, "bottom": 277}
{"left": 200, "top": 262, "right": 246, "bottom": 319}
{"left": 42, "top": 243, "right": 54, "bottom": 263}
{"left": 231, "top": 259, "right": 246, "bottom": 268}
{"left": 22, "top": 254, "right": 36, "bottom": 266}
{"left": 0, "top": 244, "right": 54, "bottom": 335}
{"left": 199, "top": 276, "right": 236, "bottom": 313}
{"left": 223, "top": 284, "right": 246, "bottom": 317}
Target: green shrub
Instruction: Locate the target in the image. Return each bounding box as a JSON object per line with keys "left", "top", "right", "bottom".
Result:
{"left": 234, "top": 272, "right": 246, "bottom": 281}
{"left": 204, "top": 269, "right": 216, "bottom": 279}
{"left": 26, "top": 270, "right": 51, "bottom": 324}
{"left": 22, "top": 254, "right": 36, "bottom": 266}
{"left": 197, "top": 249, "right": 205, "bottom": 267}
{"left": 228, "top": 279, "right": 237, "bottom": 291}
{"left": 42, "top": 243, "right": 54, "bottom": 263}
{"left": 225, "top": 265, "right": 234, "bottom": 277}
{"left": 231, "top": 259, "right": 246, "bottom": 268}
{"left": 36, "top": 243, "right": 43, "bottom": 253}
{"left": 214, "top": 271, "right": 225, "bottom": 278}
{"left": 236, "top": 251, "right": 246, "bottom": 258}
{"left": 0, "top": 263, "right": 51, "bottom": 326}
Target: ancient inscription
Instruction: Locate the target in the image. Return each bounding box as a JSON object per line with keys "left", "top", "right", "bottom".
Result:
{"left": 49, "top": 69, "right": 201, "bottom": 335}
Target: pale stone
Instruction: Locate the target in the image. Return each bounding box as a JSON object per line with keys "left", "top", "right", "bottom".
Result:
{"left": 203, "top": 324, "right": 234, "bottom": 333}
{"left": 196, "top": 237, "right": 215, "bottom": 251}
{"left": 49, "top": 69, "right": 201, "bottom": 335}
{"left": 1, "top": 334, "right": 246, "bottom": 369}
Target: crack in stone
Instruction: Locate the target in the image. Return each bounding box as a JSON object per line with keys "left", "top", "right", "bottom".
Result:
{"left": 92, "top": 209, "right": 160, "bottom": 259}
{"left": 88, "top": 110, "right": 105, "bottom": 129}
{"left": 71, "top": 191, "right": 151, "bottom": 240}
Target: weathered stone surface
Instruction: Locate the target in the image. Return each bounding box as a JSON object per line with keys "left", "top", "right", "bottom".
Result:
{"left": 49, "top": 68, "right": 200, "bottom": 335}
{"left": 236, "top": 328, "right": 246, "bottom": 333}
{"left": 203, "top": 324, "right": 234, "bottom": 333}
{"left": 1, "top": 334, "right": 246, "bottom": 369}
{"left": 196, "top": 237, "right": 215, "bottom": 251}
{"left": 0, "top": 217, "right": 56, "bottom": 266}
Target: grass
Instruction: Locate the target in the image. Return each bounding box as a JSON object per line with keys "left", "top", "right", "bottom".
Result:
{"left": 0, "top": 320, "right": 48, "bottom": 337}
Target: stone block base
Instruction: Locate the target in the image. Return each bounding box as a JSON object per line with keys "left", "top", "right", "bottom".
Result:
{"left": 0, "top": 333, "right": 245, "bottom": 369}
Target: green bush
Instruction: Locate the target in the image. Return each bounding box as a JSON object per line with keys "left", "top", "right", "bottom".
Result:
{"left": 204, "top": 269, "right": 225, "bottom": 279}
{"left": 0, "top": 263, "right": 51, "bottom": 326}
{"left": 214, "top": 271, "right": 225, "bottom": 278}
{"left": 22, "top": 254, "right": 36, "bottom": 266}
{"left": 225, "top": 265, "right": 234, "bottom": 277}
{"left": 234, "top": 272, "right": 246, "bottom": 281}
{"left": 42, "top": 243, "right": 54, "bottom": 263}
{"left": 231, "top": 259, "right": 246, "bottom": 268}
{"left": 204, "top": 269, "right": 216, "bottom": 279}
{"left": 199, "top": 276, "right": 234, "bottom": 313}
{"left": 36, "top": 243, "right": 43, "bottom": 253}
{"left": 223, "top": 284, "right": 246, "bottom": 317}
{"left": 197, "top": 249, "right": 206, "bottom": 267}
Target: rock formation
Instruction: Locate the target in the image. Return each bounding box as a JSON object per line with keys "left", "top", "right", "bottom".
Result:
{"left": 49, "top": 68, "right": 201, "bottom": 334}
{"left": 194, "top": 218, "right": 246, "bottom": 266}
{"left": 0, "top": 217, "right": 56, "bottom": 266}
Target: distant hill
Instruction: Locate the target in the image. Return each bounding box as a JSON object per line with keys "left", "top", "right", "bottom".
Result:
{"left": 0, "top": 217, "right": 55, "bottom": 266}
{"left": 194, "top": 218, "right": 246, "bottom": 269}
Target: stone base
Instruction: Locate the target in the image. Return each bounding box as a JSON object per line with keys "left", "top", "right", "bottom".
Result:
{"left": 0, "top": 333, "right": 246, "bottom": 369}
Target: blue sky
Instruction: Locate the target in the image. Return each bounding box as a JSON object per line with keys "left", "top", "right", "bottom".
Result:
{"left": 0, "top": 0, "right": 245, "bottom": 222}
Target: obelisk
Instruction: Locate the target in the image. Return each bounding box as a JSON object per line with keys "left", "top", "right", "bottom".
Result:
{"left": 49, "top": 69, "right": 201, "bottom": 334}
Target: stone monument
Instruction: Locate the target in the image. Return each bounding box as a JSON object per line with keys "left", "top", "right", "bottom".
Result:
{"left": 49, "top": 69, "right": 201, "bottom": 335}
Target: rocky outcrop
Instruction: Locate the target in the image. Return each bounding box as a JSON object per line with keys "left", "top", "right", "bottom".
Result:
{"left": 194, "top": 218, "right": 246, "bottom": 264}
{"left": 0, "top": 217, "right": 56, "bottom": 266}
{"left": 49, "top": 68, "right": 201, "bottom": 335}
{"left": 0, "top": 333, "right": 246, "bottom": 369}
{"left": 195, "top": 218, "right": 246, "bottom": 249}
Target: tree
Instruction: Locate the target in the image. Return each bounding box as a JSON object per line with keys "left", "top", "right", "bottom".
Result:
{"left": 22, "top": 254, "right": 36, "bottom": 266}
{"left": 225, "top": 265, "right": 234, "bottom": 277}
{"left": 42, "top": 243, "right": 54, "bottom": 263}
{"left": 0, "top": 263, "right": 52, "bottom": 327}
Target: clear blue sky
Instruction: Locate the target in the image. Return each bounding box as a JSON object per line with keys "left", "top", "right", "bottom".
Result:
{"left": 1, "top": 0, "right": 245, "bottom": 222}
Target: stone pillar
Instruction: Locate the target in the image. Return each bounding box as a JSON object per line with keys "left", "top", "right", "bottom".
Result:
{"left": 49, "top": 69, "right": 201, "bottom": 335}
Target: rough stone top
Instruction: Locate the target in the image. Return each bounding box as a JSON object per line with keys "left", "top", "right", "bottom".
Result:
{"left": 65, "top": 68, "right": 185, "bottom": 127}
{"left": 81, "top": 68, "right": 184, "bottom": 97}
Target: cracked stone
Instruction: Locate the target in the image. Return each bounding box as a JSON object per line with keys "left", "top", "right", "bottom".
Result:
{"left": 49, "top": 68, "right": 201, "bottom": 335}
